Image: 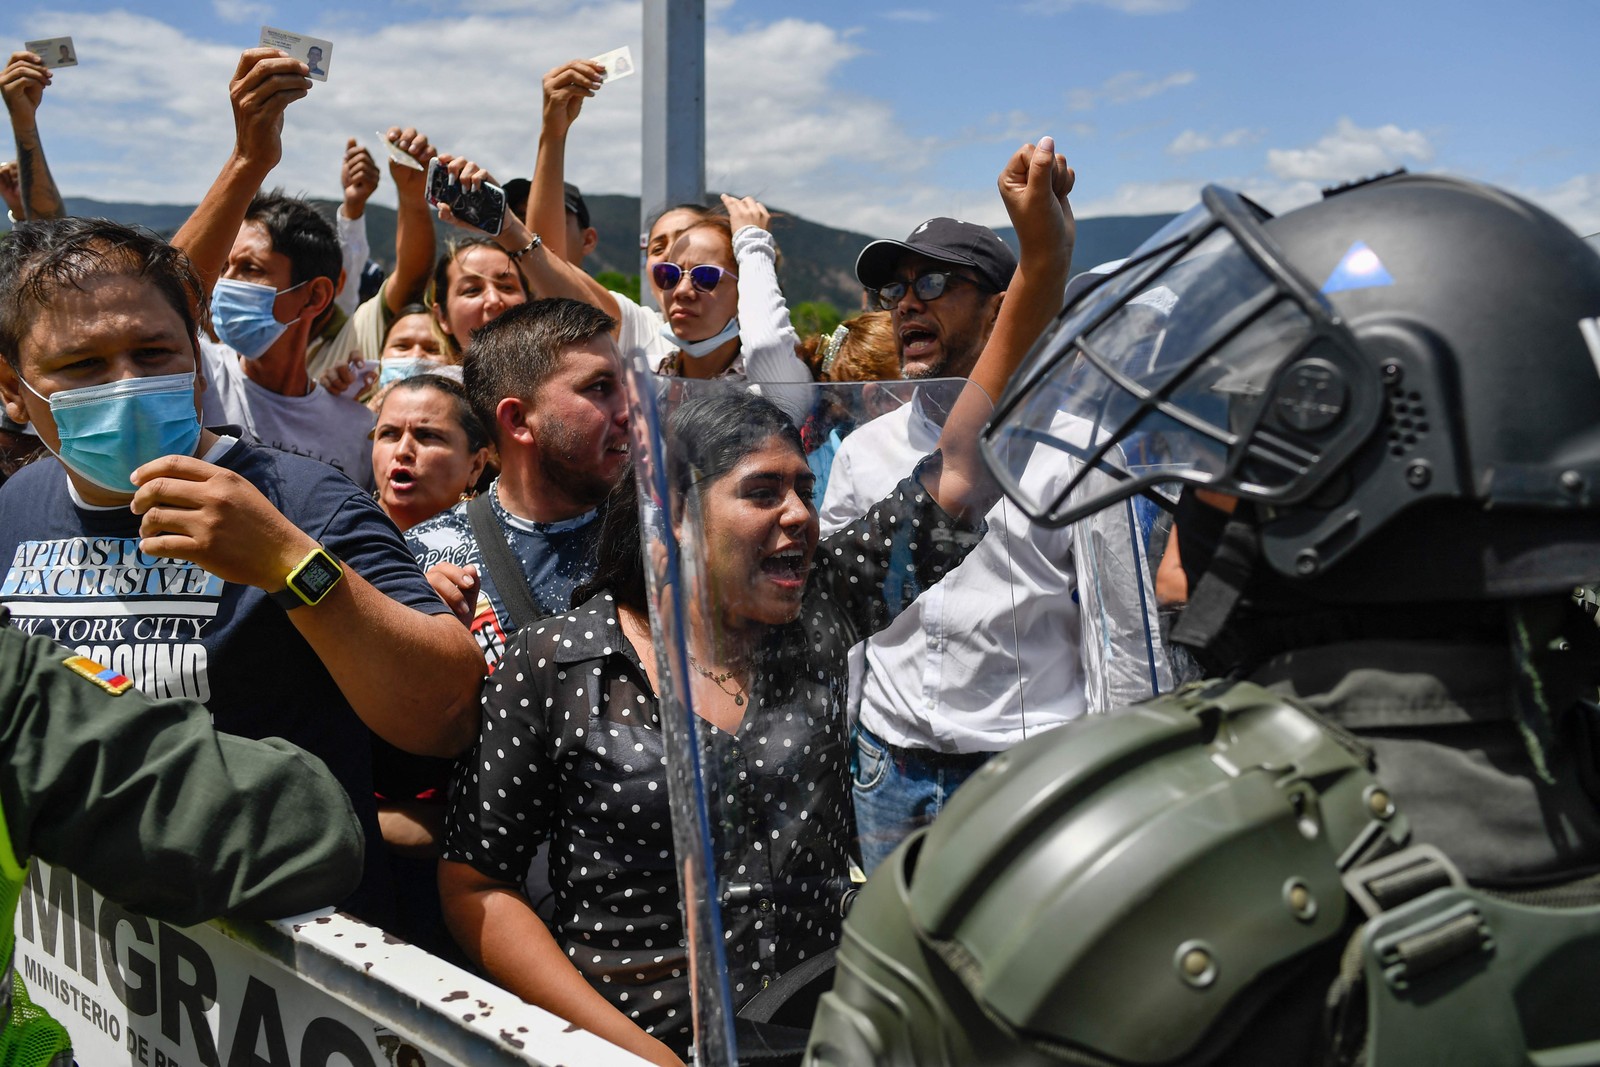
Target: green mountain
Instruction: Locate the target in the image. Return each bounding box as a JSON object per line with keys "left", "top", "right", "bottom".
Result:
{"left": 22, "top": 195, "right": 1173, "bottom": 312}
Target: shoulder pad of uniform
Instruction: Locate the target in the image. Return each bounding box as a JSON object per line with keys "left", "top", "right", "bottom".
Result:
{"left": 898, "top": 681, "right": 1408, "bottom": 1063}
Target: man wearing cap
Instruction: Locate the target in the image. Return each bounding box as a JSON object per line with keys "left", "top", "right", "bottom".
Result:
{"left": 819, "top": 218, "right": 1170, "bottom": 874}
{"left": 504, "top": 178, "right": 597, "bottom": 271}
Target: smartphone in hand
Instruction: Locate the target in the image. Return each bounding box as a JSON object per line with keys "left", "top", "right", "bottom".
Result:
{"left": 425, "top": 158, "right": 505, "bottom": 236}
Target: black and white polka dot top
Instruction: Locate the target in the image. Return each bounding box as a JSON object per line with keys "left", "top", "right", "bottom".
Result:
{"left": 443, "top": 463, "right": 984, "bottom": 1056}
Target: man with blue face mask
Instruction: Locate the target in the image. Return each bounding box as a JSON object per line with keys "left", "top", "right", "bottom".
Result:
{"left": 170, "top": 49, "right": 377, "bottom": 489}
{"left": 0, "top": 216, "right": 487, "bottom": 927}
{"left": 197, "top": 189, "right": 377, "bottom": 489}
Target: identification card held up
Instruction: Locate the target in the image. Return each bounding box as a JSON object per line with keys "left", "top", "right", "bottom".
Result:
{"left": 26, "top": 37, "right": 78, "bottom": 69}
{"left": 589, "top": 45, "right": 635, "bottom": 82}
{"left": 260, "top": 26, "right": 333, "bottom": 82}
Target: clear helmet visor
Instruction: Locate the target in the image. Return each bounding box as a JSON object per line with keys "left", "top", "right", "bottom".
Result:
{"left": 982, "top": 188, "right": 1375, "bottom": 529}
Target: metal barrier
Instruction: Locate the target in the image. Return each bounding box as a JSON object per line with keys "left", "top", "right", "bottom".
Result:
{"left": 14, "top": 862, "right": 650, "bottom": 1067}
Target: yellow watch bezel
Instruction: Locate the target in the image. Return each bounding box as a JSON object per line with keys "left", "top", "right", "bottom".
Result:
{"left": 282, "top": 545, "right": 344, "bottom": 608}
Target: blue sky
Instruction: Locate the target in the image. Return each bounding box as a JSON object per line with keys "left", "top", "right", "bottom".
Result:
{"left": 4, "top": 0, "right": 1597, "bottom": 239}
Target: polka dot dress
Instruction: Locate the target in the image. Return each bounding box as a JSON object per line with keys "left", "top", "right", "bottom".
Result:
{"left": 443, "top": 464, "right": 983, "bottom": 1058}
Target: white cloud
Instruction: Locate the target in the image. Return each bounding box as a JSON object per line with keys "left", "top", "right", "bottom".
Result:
{"left": 1266, "top": 117, "right": 1433, "bottom": 182}
{"left": 971, "top": 110, "right": 1094, "bottom": 147}
{"left": 1073, "top": 173, "right": 1325, "bottom": 222}
{"left": 1517, "top": 172, "right": 1600, "bottom": 237}
{"left": 879, "top": 9, "right": 940, "bottom": 21}
{"left": 212, "top": 0, "right": 271, "bottom": 23}
{"left": 19, "top": 5, "right": 979, "bottom": 237}
{"left": 1073, "top": 178, "right": 1201, "bottom": 218}
{"left": 1167, "top": 126, "right": 1262, "bottom": 156}
{"left": 1067, "top": 69, "right": 1195, "bottom": 112}
{"left": 1023, "top": 0, "right": 1189, "bottom": 14}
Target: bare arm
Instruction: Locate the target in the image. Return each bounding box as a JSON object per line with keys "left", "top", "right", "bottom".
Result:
{"left": 1, "top": 52, "right": 65, "bottom": 220}
{"left": 172, "top": 49, "right": 310, "bottom": 296}
{"left": 129, "top": 454, "right": 484, "bottom": 756}
{"left": 434, "top": 153, "right": 623, "bottom": 319}
{"left": 1155, "top": 524, "right": 1188, "bottom": 607}
{"left": 380, "top": 127, "right": 439, "bottom": 314}
{"left": 439, "top": 862, "right": 684, "bottom": 1067}
{"left": 932, "top": 136, "right": 1075, "bottom": 520}
{"left": 529, "top": 59, "right": 603, "bottom": 261}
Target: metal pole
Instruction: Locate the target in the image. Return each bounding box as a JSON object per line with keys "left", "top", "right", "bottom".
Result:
{"left": 640, "top": 0, "right": 705, "bottom": 308}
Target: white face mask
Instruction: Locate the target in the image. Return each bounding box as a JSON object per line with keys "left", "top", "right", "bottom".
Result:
{"left": 661, "top": 316, "right": 741, "bottom": 358}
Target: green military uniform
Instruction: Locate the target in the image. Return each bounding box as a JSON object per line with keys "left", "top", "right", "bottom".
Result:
{"left": 0, "top": 612, "right": 365, "bottom": 1061}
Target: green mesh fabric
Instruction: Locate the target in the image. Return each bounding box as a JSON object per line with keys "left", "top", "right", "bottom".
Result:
{"left": 0, "top": 970, "right": 72, "bottom": 1067}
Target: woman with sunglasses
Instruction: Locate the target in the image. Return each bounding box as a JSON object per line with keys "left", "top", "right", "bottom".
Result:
{"left": 650, "top": 194, "right": 812, "bottom": 389}
{"left": 521, "top": 59, "right": 812, "bottom": 388}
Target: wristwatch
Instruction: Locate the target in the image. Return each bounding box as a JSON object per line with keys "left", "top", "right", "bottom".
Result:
{"left": 270, "top": 545, "right": 344, "bottom": 610}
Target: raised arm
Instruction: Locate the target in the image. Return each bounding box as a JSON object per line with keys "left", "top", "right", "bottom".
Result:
{"left": 379, "top": 127, "right": 439, "bottom": 314}
{"left": 932, "top": 136, "right": 1075, "bottom": 520}
{"left": 172, "top": 49, "right": 310, "bottom": 296}
{"left": 334, "top": 138, "right": 378, "bottom": 316}
{"left": 529, "top": 59, "right": 603, "bottom": 261}
{"left": 724, "top": 194, "right": 811, "bottom": 386}
{"left": 1, "top": 51, "right": 65, "bottom": 220}
{"left": 434, "top": 152, "right": 621, "bottom": 315}
{"left": 0, "top": 161, "right": 21, "bottom": 220}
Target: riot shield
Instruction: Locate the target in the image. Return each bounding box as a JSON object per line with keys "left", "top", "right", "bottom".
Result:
{"left": 619, "top": 359, "right": 1166, "bottom": 1065}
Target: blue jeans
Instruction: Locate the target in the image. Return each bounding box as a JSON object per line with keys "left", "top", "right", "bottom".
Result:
{"left": 853, "top": 725, "right": 995, "bottom": 876}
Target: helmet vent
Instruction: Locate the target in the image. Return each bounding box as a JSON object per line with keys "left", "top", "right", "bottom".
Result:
{"left": 1386, "top": 387, "right": 1429, "bottom": 457}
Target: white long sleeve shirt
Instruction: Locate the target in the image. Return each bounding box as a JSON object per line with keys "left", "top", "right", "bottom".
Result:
{"left": 818, "top": 392, "right": 1171, "bottom": 754}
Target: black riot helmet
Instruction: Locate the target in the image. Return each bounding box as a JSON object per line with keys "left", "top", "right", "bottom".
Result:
{"left": 981, "top": 174, "right": 1600, "bottom": 602}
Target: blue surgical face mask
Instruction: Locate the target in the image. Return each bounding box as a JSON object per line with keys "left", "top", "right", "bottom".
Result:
{"left": 24, "top": 372, "right": 201, "bottom": 494}
{"left": 660, "top": 315, "right": 740, "bottom": 358}
{"left": 211, "top": 278, "right": 308, "bottom": 359}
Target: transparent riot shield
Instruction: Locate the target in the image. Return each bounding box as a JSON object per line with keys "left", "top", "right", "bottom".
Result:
{"left": 619, "top": 357, "right": 1169, "bottom": 1065}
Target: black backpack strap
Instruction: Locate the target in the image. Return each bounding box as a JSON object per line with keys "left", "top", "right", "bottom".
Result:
{"left": 465, "top": 492, "right": 541, "bottom": 632}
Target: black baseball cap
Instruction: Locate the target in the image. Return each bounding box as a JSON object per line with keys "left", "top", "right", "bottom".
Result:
{"left": 855, "top": 218, "right": 1018, "bottom": 293}
{"left": 564, "top": 182, "right": 591, "bottom": 230}
{"left": 501, "top": 178, "right": 531, "bottom": 219}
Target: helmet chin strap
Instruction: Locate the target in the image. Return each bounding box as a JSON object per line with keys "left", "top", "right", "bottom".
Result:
{"left": 1169, "top": 513, "right": 1259, "bottom": 663}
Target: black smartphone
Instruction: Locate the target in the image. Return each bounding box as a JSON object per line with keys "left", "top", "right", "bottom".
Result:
{"left": 425, "top": 157, "right": 506, "bottom": 236}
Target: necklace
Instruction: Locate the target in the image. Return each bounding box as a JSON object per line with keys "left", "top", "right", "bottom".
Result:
{"left": 687, "top": 653, "right": 746, "bottom": 706}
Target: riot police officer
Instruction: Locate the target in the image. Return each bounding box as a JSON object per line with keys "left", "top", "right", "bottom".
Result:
{"left": 805, "top": 172, "right": 1600, "bottom": 1066}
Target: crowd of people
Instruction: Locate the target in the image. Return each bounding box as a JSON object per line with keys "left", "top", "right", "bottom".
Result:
{"left": 0, "top": 40, "right": 1181, "bottom": 1067}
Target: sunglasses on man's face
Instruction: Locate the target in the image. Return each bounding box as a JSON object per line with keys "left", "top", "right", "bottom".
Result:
{"left": 872, "top": 270, "right": 992, "bottom": 311}
{"left": 652, "top": 263, "right": 739, "bottom": 294}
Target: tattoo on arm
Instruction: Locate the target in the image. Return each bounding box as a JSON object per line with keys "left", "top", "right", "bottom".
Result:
{"left": 15, "top": 138, "right": 66, "bottom": 221}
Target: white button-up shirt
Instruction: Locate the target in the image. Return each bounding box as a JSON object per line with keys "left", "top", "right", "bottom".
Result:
{"left": 819, "top": 391, "right": 1170, "bottom": 754}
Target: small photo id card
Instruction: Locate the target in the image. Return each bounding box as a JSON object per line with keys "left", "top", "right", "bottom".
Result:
{"left": 26, "top": 37, "right": 78, "bottom": 69}
{"left": 589, "top": 45, "right": 635, "bottom": 82}
{"left": 260, "top": 26, "right": 333, "bottom": 82}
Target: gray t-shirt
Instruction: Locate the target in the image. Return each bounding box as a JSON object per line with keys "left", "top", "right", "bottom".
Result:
{"left": 200, "top": 338, "right": 376, "bottom": 491}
